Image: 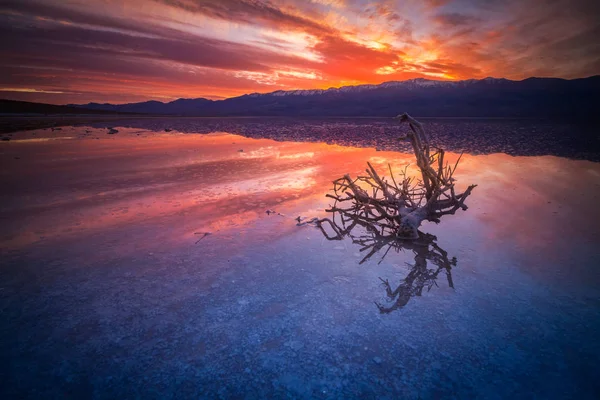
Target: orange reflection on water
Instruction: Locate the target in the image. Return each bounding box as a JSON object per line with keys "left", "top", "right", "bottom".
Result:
{"left": 1, "top": 129, "right": 599, "bottom": 264}
{"left": 0, "top": 130, "right": 396, "bottom": 249}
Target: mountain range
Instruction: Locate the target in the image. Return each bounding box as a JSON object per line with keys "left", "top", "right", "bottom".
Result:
{"left": 0, "top": 99, "right": 139, "bottom": 115}
{"left": 64, "top": 75, "right": 597, "bottom": 118}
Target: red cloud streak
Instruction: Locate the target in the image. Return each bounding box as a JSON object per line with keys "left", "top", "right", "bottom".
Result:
{"left": 0, "top": 0, "right": 598, "bottom": 104}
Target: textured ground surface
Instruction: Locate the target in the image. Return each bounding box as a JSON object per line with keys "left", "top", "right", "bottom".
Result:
{"left": 1, "top": 116, "right": 599, "bottom": 160}
{"left": 1, "top": 126, "right": 599, "bottom": 399}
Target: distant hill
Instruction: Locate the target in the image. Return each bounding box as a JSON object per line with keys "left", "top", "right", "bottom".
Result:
{"left": 0, "top": 99, "right": 140, "bottom": 115}
{"left": 46, "top": 75, "right": 600, "bottom": 118}
{"left": 197, "top": 76, "right": 600, "bottom": 118}
{"left": 74, "top": 98, "right": 213, "bottom": 115}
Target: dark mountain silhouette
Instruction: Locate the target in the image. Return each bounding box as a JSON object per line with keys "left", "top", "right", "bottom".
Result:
{"left": 76, "top": 98, "right": 212, "bottom": 115}
{"left": 0, "top": 99, "right": 140, "bottom": 115}
{"left": 61, "top": 75, "right": 600, "bottom": 118}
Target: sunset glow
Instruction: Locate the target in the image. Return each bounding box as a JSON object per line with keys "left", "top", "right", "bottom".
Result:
{"left": 0, "top": 0, "right": 598, "bottom": 104}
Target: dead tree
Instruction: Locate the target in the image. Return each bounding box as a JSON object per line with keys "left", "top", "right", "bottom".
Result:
{"left": 319, "top": 113, "right": 476, "bottom": 239}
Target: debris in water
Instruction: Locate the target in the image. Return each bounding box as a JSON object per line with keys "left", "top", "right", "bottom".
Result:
{"left": 194, "top": 231, "right": 212, "bottom": 243}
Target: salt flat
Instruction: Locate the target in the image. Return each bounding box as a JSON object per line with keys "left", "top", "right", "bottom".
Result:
{"left": 1, "top": 127, "right": 599, "bottom": 399}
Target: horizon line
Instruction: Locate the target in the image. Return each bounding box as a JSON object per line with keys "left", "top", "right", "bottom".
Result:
{"left": 65, "top": 74, "right": 600, "bottom": 106}
{"left": 1, "top": 74, "right": 598, "bottom": 107}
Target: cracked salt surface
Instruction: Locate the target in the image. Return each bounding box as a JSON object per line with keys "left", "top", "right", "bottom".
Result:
{"left": 1, "top": 126, "right": 599, "bottom": 399}
{"left": 76, "top": 116, "right": 600, "bottom": 161}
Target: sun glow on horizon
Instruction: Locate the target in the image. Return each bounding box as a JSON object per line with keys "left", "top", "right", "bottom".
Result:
{"left": 0, "top": 0, "right": 597, "bottom": 104}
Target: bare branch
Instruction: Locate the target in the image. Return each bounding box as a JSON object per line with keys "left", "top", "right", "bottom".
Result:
{"left": 322, "top": 113, "right": 476, "bottom": 239}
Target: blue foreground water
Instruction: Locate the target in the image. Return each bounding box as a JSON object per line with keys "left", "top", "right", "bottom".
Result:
{"left": 1, "top": 124, "right": 599, "bottom": 399}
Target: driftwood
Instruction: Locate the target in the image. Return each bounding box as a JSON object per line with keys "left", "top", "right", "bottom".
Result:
{"left": 316, "top": 204, "right": 456, "bottom": 313}
{"left": 297, "top": 114, "right": 472, "bottom": 312}
{"left": 317, "top": 113, "right": 476, "bottom": 239}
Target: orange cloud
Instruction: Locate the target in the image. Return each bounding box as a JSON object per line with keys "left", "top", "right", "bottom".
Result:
{"left": 0, "top": 0, "right": 598, "bottom": 104}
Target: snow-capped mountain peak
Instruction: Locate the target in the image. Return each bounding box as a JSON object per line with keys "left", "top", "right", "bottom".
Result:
{"left": 248, "top": 77, "right": 508, "bottom": 98}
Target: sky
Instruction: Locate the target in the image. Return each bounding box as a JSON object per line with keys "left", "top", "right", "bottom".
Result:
{"left": 0, "top": 0, "right": 598, "bottom": 104}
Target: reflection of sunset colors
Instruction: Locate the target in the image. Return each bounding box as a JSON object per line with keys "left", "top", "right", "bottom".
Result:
{"left": 0, "top": 131, "right": 379, "bottom": 248}
{"left": 0, "top": 0, "right": 598, "bottom": 104}
{"left": 2, "top": 129, "right": 599, "bottom": 262}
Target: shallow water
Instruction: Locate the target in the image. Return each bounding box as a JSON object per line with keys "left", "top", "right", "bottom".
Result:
{"left": 1, "top": 127, "right": 599, "bottom": 398}
{"left": 82, "top": 116, "right": 600, "bottom": 161}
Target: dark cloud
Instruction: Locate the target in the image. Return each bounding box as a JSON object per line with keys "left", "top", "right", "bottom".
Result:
{"left": 0, "top": 15, "right": 320, "bottom": 74}
{"left": 1, "top": 0, "right": 598, "bottom": 104}
{"left": 423, "top": 0, "right": 453, "bottom": 9}
{"left": 434, "top": 12, "right": 480, "bottom": 27}
{"left": 0, "top": 0, "right": 166, "bottom": 39}
{"left": 422, "top": 60, "right": 482, "bottom": 77}
{"left": 365, "top": 2, "right": 403, "bottom": 23}
{"left": 159, "top": 0, "right": 333, "bottom": 36}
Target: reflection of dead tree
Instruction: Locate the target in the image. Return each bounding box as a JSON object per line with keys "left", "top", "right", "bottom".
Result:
{"left": 316, "top": 208, "right": 456, "bottom": 314}
{"left": 321, "top": 113, "right": 476, "bottom": 239}
{"left": 375, "top": 232, "right": 456, "bottom": 314}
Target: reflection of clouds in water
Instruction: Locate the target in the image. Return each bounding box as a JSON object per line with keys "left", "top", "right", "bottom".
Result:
{"left": 448, "top": 154, "right": 600, "bottom": 273}
{"left": 6, "top": 130, "right": 600, "bottom": 266}
{"left": 279, "top": 152, "right": 314, "bottom": 159}
{"left": 238, "top": 146, "right": 279, "bottom": 159}
{"left": 238, "top": 146, "right": 315, "bottom": 160}
{"left": 4, "top": 162, "right": 319, "bottom": 248}
{"left": 9, "top": 137, "right": 76, "bottom": 142}
{"left": 367, "top": 156, "right": 388, "bottom": 164}
{"left": 203, "top": 210, "right": 261, "bottom": 232}
{"left": 587, "top": 169, "right": 600, "bottom": 178}
{"left": 209, "top": 166, "right": 319, "bottom": 195}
